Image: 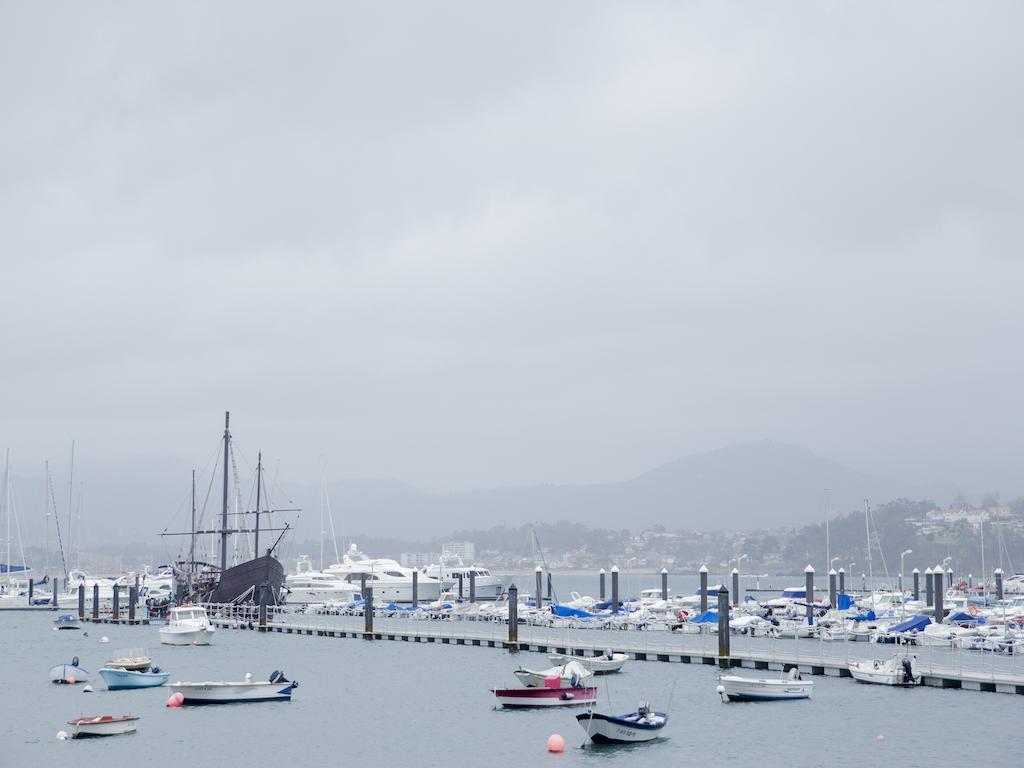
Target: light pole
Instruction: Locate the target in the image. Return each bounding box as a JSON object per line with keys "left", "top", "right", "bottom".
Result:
{"left": 899, "top": 549, "right": 913, "bottom": 593}
{"left": 830, "top": 556, "right": 840, "bottom": 572}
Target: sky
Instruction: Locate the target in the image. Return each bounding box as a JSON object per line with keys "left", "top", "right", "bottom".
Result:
{"left": 1, "top": 1, "right": 1022, "bottom": 537}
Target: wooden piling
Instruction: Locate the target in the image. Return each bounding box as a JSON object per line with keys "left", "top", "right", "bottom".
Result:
{"left": 838, "top": 567, "right": 845, "bottom": 596}
{"left": 27, "top": 578, "right": 33, "bottom": 606}
{"left": 259, "top": 583, "right": 268, "bottom": 631}
{"left": 364, "top": 587, "right": 374, "bottom": 639}
{"left": 912, "top": 568, "right": 920, "bottom": 601}
{"left": 52, "top": 577, "right": 58, "bottom": 608}
{"left": 599, "top": 568, "right": 606, "bottom": 600}
{"left": 78, "top": 584, "right": 85, "bottom": 619}
{"left": 662, "top": 568, "right": 669, "bottom": 601}
{"left": 717, "top": 585, "right": 730, "bottom": 668}
{"left": 507, "top": 583, "right": 518, "bottom": 648}
{"left": 731, "top": 568, "right": 739, "bottom": 607}
{"left": 129, "top": 586, "right": 137, "bottom": 623}
{"left": 92, "top": 583, "right": 99, "bottom": 620}
{"left": 925, "top": 567, "right": 934, "bottom": 606}
{"left": 828, "top": 569, "right": 837, "bottom": 609}
{"left": 804, "top": 565, "right": 814, "bottom": 625}
{"left": 112, "top": 584, "right": 120, "bottom": 621}
{"left": 412, "top": 569, "right": 418, "bottom": 608}
{"left": 611, "top": 566, "right": 619, "bottom": 614}
{"left": 534, "top": 566, "right": 543, "bottom": 610}
{"left": 699, "top": 565, "right": 708, "bottom": 614}
{"left": 470, "top": 571, "right": 476, "bottom": 603}
{"left": 995, "top": 568, "right": 1004, "bottom": 600}
{"left": 933, "top": 566, "right": 944, "bottom": 623}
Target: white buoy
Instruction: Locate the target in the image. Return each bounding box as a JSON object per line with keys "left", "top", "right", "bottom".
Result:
{"left": 56, "top": 731, "right": 68, "bottom": 741}
{"left": 100, "top": 636, "right": 109, "bottom": 643}
{"left": 245, "top": 672, "right": 252, "bottom": 682}
{"left": 876, "top": 734, "right": 885, "bottom": 741}
{"left": 83, "top": 684, "right": 93, "bottom": 693}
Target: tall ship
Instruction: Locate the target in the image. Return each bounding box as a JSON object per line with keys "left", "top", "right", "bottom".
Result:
{"left": 163, "top": 413, "right": 293, "bottom": 606}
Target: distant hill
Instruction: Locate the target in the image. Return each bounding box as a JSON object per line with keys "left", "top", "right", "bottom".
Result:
{"left": 312, "top": 441, "right": 957, "bottom": 538}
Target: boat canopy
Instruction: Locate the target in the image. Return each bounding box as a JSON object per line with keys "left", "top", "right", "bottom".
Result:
{"left": 947, "top": 611, "right": 985, "bottom": 625}
{"left": 837, "top": 594, "right": 856, "bottom": 610}
{"left": 886, "top": 615, "right": 931, "bottom": 633}
{"left": 551, "top": 604, "right": 596, "bottom": 618}
{"left": 849, "top": 610, "right": 877, "bottom": 622}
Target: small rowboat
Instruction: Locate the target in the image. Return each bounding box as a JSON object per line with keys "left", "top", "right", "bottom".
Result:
{"left": 53, "top": 615, "right": 80, "bottom": 630}
{"left": 67, "top": 715, "right": 139, "bottom": 738}
{"left": 547, "top": 651, "right": 628, "bottom": 674}
{"left": 577, "top": 702, "right": 668, "bottom": 744}
{"left": 166, "top": 671, "right": 298, "bottom": 704}
{"left": 50, "top": 657, "right": 89, "bottom": 684}
{"left": 717, "top": 670, "right": 813, "bottom": 702}
{"left": 99, "top": 667, "right": 170, "bottom": 690}
{"left": 491, "top": 686, "right": 597, "bottom": 708}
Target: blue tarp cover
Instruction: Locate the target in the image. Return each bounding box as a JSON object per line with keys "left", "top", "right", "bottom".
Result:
{"left": 551, "top": 604, "right": 596, "bottom": 618}
{"left": 886, "top": 615, "right": 931, "bottom": 633}
{"left": 690, "top": 610, "right": 720, "bottom": 624}
{"left": 837, "top": 594, "right": 856, "bottom": 610}
{"left": 947, "top": 611, "right": 985, "bottom": 625}
{"left": 849, "top": 610, "right": 877, "bottom": 622}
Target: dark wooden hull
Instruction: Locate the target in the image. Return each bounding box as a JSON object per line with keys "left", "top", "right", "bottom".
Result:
{"left": 208, "top": 554, "right": 284, "bottom": 604}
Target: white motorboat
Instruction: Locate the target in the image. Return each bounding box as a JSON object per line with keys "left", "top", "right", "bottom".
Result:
{"left": 67, "top": 715, "right": 139, "bottom": 738}
{"left": 718, "top": 669, "right": 813, "bottom": 702}
{"left": 99, "top": 667, "right": 170, "bottom": 690}
{"left": 53, "top": 614, "right": 80, "bottom": 630}
{"left": 546, "top": 651, "right": 627, "bottom": 674}
{"left": 159, "top": 605, "right": 216, "bottom": 646}
{"left": 167, "top": 671, "right": 298, "bottom": 704}
{"left": 577, "top": 701, "right": 668, "bottom": 744}
{"left": 423, "top": 557, "right": 503, "bottom": 600}
{"left": 283, "top": 556, "right": 363, "bottom": 605}
{"left": 513, "top": 660, "right": 592, "bottom": 688}
{"left": 324, "top": 544, "right": 442, "bottom": 603}
{"left": 848, "top": 655, "right": 919, "bottom": 686}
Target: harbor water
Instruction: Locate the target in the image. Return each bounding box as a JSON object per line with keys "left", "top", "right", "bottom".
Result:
{"left": 2, "top": 604, "right": 1016, "bottom": 767}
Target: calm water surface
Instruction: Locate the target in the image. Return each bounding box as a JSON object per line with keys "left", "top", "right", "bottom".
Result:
{"left": 2, "top": 597, "right": 1016, "bottom": 768}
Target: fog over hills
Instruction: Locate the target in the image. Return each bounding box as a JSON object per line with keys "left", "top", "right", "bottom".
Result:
{"left": 309, "top": 441, "right": 959, "bottom": 539}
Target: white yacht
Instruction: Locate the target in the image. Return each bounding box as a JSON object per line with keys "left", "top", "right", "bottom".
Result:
{"left": 283, "top": 555, "right": 362, "bottom": 605}
{"left": 423, "top": 558, "right": 503, "bottom": 600}
{"left": 324, "top": 544, "right": 442, "bottom": 603}
{"left": 159, "top": 605, "right": 216, "bottom": 646}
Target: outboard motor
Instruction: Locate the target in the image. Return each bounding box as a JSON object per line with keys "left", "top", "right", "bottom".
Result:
{"left": 901, "top": 658, "right": 914, "bottom": 684}
{"left": 151, "top": 666, "right": 160, "bottom": 674}
{"left": 788, "top": 667, "right": 801, "bottom": 681}
{"left": 604, "top": 648, "right": 614, "bottom": 660}
{"left": 637, "top": 700, "right": 650, "bottom": 717}
{"left": 71, "top": 656, "right": 79, "bottom": 668}
{"left": 269, "top": 670, "right": 289, "bottom": 684}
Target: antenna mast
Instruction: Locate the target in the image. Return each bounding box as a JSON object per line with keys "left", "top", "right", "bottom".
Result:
{"left": 254, "top": 452, "right": 263, "bottom": 556}
{"left": 864, "top": 499, "right": 873, "bottom": 583}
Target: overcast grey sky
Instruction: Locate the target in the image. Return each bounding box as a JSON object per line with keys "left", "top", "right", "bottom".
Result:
{"left": 2, "top": 2, "right": 1022, "bottom": 502}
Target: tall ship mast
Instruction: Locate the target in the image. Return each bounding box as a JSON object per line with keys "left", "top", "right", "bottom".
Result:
{"left": 163, "top": 412, "right": 293, "bottom": 605}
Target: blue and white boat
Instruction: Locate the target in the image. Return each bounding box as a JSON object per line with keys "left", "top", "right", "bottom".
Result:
{"left": 99, "top": 666, "right": 170, "bottom": 690}
{"left": 53, "top": 614, "right": 80, "bottom": 630}
{"left": 577, "top": 702, "right": 668, "bottom": 744}
{"left": 49, "top": 657, "right": 89, "bottom": 684}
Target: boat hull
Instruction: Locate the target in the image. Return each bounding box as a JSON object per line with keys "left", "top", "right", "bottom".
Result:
{"left": 577, "top": 711, "right": 667, "bottom": 744}
{"left": 208, "top": 553, "right": 285, "bottom": 604}
{"left": 159, "top": 626, "right": 215, "bottom": 646}
{"left": 168, "top": 681, "right": 297, "bottom": 704}
{"left": 547, "top": 653, "right": 627, "bottom": 674}
{"left": 49, "top": 664, "right": 89, "bottom": 684}
{"left": 719, "top": 675, "right": 813, "bottom": 701}
{"left": 848, "top": 661, "right": 918, "bottom": 686}
{"left": 99, "top": 668, "right": 170, "bottom": 690}
{"left": 491, "top": 686, "right": 597, "bottom": 708}
{"left": 68, "top": 716, "right": 138, "bottom": 738}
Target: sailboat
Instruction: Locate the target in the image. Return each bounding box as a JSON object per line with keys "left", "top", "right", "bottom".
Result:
{"left": 162, "top": 413, "right": 293, "bottom": 605}
{"left": 0, "top": 452, "right": 32, "bottom": 602}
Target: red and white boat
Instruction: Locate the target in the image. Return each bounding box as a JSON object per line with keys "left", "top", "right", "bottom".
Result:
{"left": 491, "top": 685, "right": 597, "bottom": 708}
{"left": 67, "top": 715, "right": 139, "bottom": 738}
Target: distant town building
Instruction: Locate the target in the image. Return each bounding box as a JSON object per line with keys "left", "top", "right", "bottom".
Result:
{"left": 400, "top": 552, "right": 439, "bottom": 569}
{"left": 442, "top": 541, "right": 475, "bottom": 562}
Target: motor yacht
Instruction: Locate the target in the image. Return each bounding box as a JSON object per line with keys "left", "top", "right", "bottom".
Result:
{"left": 423, "top": 557, "right": 503, "bottom": 600}
{"left": 324, "top": 544, "right": 442, "bottom": 603}
{"left": 159, "top": 605, "right": 215, "bottom": 646}
{"left": 283, "top": 555, "right": 363, "bottom": 605}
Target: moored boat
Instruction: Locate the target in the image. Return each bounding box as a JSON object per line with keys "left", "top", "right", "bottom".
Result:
{"left": 50, "top": 657, "right": 89, "bottom": 684}
{"left": 67, "top": 715, "right": 139, "bottom": 738}
{"left": 513, "top": 660, "right": 592, "bottom": 688}
{"left": 159, "top": 605, "right": 215, "bottom": 646}
{"left": 105, "top": 648, "right": 151, "bottom": 671}
{"left": 99, "top": 667, "right": 170, "bottom": 690}
{"left": 53, "top": 615, "right": 80, "bottom": 630}
{"left": 848, "top": 655, "right": 919, "bottom": 686}
{"left": 547, "top": 650, "right": 627, "bottom": 674}
{"left": 577, "top": 702, "right": 667, "bottom": 744}
{"left": 717, "top": 669, "right": 813, "bottom": 701}
{"left": 491, "top": 686, "right": 597, "bottom": 708}
{"left": 167, "top": 671, "right": 298, "bottom": 704}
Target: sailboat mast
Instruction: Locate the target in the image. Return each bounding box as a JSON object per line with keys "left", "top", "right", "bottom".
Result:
{"left": 254, "top": 452, "right": 262, "bottom": 556}
{"left": 864, "top": 499, "right": 873, "bottom": 583}
{"left": 189, "top": 469, "right": 196, "bottom": 593}
{"left": 67, "top": 440, "right": 74, "bottom": 569}
{"left": 220, "top": 412, "right": 230, "bottom": 573}
{"left": 2, "top": 449, "right": 9, "bottom": 573}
